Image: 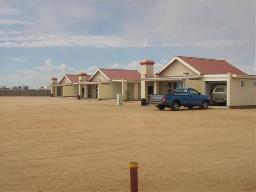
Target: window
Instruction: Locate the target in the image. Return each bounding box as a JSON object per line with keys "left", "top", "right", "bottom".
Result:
{"left": 168, "top": 81, "right": 184, "bottom": 94}
{"left": 215, "top": 87, "right": 225, "bottom": 92}
{"left": 189, "top": 89, "right": 200, "bottom": 95}
{"left": 167, "top": 82, "right": 172, "bottom": 94}
{"left": 174, "top": 88, "right": 188, "bottom": 94}
{"left": 240, "top": 80, "right": 245, "bottom": 87}
{"left": 253, "top": 81, "right": 256, "bottom": 87}
{"left": 177, "top": 81, "right": 183, "bottom": 88}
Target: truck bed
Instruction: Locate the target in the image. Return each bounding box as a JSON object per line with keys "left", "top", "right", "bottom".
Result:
{"left": 149, "top": 94, "right": 164, "bottom": 104}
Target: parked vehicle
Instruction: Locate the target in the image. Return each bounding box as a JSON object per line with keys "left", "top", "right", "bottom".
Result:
{"left": 149, "top": 88, "right": 210, "bottom": 111}
{"left": 211, "top": 84, "right": 227, "bottom": 104}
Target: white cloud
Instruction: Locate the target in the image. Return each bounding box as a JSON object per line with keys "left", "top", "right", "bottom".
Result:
{"left": 0, "top": 0, "right": 19, "bottom": 16}
{"left": 0, "top": 8, "right": 19, "bottom": 16}
{"left": 120, "top": 0, "right": 254, "bottom": 49}
{"left": 0, "top": 0, "right": 253, "bottom": 49}
{"left": 0, "top": 59, "right": 85, "bottom": 88}
{"left": 86, "top": 66, "right": 98, "bottom": 75}
{"left": 0, "top": 30, "right": 21, "bottom": 35}
{"left": 0, "top": 19, "right": 35, "bottom": 25}
{"left": 108, "top": 60, "right": 140, "bottom": 70}
{"left": 0, "top": 33, "right": 152, "bottom": 48}
{"left": 0, "top": 56, "right": 25, "bottom": 63}
{"left": 107, "top": 60, "right": 165, "bottom": 74}
{"left": 0, "top": 58, "right": 109, "bottom": 88}
{"left": 191, "top": 39, "right": 246, "bottom": 48}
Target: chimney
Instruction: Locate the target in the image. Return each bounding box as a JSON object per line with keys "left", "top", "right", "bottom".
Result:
{"left": 79, "top": 72, "right": 87, "bottom": 82}
{"left": 51, "top": 77, "right": 57, "bottom": 84}
{"left": 140, "top": 60, "right": 155, "bottom": 78}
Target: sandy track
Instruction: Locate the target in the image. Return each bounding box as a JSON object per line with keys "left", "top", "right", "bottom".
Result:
{"left": 0, "top": 97, "right": 255, "bottom": 192}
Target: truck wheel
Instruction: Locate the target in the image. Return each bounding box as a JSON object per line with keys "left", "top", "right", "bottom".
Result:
{"left": 172, "top": 102, "right": 180, "bottom": 111}
{"left": 201, "top": 101, "right": 208, "bottom": 109}
{"left": 157, "top": 105, "right": 165, "bottom": 111}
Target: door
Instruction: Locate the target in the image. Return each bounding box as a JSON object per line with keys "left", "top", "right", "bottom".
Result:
{"left": 175, "top": 88, "right": 190, "bottom": 105}
{"left": 57, "top": 86, "right": 62, "bottom": 96}
{"left": 189, "top": 89, "right": 201, "bottom": 105}
{"left": 81, "top": 87, "right": 84, "bottom": 98}
{"left": 147, "top": 86, "right": 153, "bottom": 100}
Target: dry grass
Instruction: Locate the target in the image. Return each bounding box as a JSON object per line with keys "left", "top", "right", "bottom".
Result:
{"left": 0, "top": 97, "right": 255, "bottom": 192}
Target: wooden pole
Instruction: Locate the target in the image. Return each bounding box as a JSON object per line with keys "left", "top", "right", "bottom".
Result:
{"left": 129, "top": 161, "right": 138, "bottom": 192}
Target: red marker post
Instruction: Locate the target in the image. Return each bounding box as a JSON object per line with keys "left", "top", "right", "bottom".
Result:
{"left": 129, "top": 161, "right": 139, "bottom": 192}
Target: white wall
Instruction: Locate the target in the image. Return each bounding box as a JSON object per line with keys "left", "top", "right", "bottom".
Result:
{"left": 63, "top": 85, "right": 78, "bottom": 97}
{"left": 90, "top": 71, "right": 108, "bottom": 82}
{"left": 159, "top": 60, "right": 197, "bottom": 77}
{"left": 228, "top": 77, "right": 256, "bottom": 107}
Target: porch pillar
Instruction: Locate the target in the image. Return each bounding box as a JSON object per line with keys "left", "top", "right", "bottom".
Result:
{"left": 141, "top": 80, "right": 146, "bottom": 99}
{"left": 227, "top": 72, "right": 232, "bottom": 107}
{"left": 84, "top": 84, "right": 88, "bottom": 99}
{"left": 134, "top": 83, "right": 139, "bottom": 100}
{"left": 51, "top": 77, "right": 57, "bottom": 96}
{"left": 97, "top": 83, "right": 100, "bottom": 99}
{"left": 51, "top": 85, "right": 55, "bottom": 96}
{"left": 78, "top": 84, "right": 81, "bottom": 96}
{"left": 122, "top": 79, "right": 128, "bottom": 100}
{"left": 154, "top": 81, "right": 159, "bottom": 94}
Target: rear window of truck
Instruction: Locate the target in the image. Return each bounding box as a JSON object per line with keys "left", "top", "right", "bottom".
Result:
{"left": 174, "top": 89, "right": 188, "bottom": 93}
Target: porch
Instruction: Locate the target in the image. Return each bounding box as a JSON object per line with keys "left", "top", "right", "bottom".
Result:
{"left": 78, "top": 80, "right": 140, "bottom": 100}
{"left": 141, "top": 77, "right": 184, "bottom": 101}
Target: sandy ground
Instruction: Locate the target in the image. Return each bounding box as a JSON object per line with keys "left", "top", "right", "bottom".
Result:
{"left": 0, "top": 97, "right": 255, "bottom": 192}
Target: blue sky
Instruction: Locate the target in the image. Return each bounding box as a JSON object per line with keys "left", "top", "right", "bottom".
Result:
{"left": 0, "top": 0, "right": 255, "bottom": 88}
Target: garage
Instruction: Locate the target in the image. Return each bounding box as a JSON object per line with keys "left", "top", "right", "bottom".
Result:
{"left": 205, "top": 81, "right": 227, "bottom": 106}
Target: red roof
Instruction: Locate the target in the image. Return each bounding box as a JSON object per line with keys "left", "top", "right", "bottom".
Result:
{"left": 65, "top": 74, "right": 79, "bottom": 83}
{"left": 86, "top": 75, "right": 92, "bottom": 80}
{"left": 59, "top": 74, "right": 91, "bottom": 84}
{"left": 177, "top": 56, "right": 247, "bottom": 75}
{"left": 99, "top": 68, "right": 141, "bottom": 81}
{"left": 140, "top": 60, "right": 155, "bottom": 65}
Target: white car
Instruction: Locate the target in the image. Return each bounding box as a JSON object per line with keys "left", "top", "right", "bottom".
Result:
{"left": 212, "top": 85, "right": 227, "bottom": 104}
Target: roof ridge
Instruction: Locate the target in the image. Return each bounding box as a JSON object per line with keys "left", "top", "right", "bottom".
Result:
{"left": 100, "top": 68, "right": 139, "bottom": 71}
{"left": 178, "top": 56, "right": 226, "bottom": 62}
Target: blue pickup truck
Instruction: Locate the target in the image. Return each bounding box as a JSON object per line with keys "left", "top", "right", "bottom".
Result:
{"left": 149, "top": 88, "right": 210, "bottom": 111}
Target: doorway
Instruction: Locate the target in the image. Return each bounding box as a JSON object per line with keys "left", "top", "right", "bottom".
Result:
{"left": 205, "top": 81, "right": 227, "bottom": 106}
{"left": 147, "top": 85, "right": 153, "bottom": 100}
{"left": 88, "top": 85, "right": 97, "bottom": 98}
{"left": 57, "top": 86, "right": 62, "bottom": 96}
{"left": 148, "top": 86, "right": 153, "bottom": 95}
{"left": 81, "top": 87, "right": 84, "bottom": 98}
